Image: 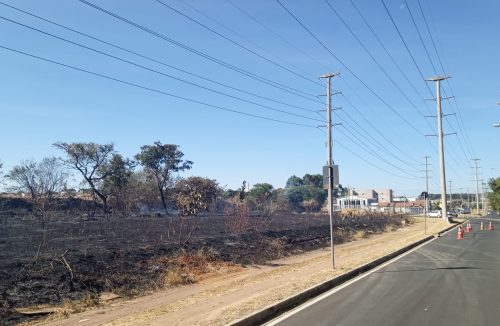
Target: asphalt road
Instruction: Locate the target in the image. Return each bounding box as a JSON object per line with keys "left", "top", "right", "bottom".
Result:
{"left": 268, "top": 214, "right": 500, "bottom": 326}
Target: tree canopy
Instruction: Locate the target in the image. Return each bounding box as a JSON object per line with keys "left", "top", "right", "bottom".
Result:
{"left": 54, "top": 142, "right": 115, "bottom": 214}
{"left": 488, "top": 178, "right": 500, "bottom": 211}
{"left": 135, "top": 141, "right": 193, "bottom": 214}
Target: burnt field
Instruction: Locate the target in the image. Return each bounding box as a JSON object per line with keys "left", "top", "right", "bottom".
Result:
{"left": 0, "top": 212, "right": 407, "bottom": 324}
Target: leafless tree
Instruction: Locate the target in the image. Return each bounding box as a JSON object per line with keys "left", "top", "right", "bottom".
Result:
{"left": 6, "top": 157, "right": 68, "bottom": 226}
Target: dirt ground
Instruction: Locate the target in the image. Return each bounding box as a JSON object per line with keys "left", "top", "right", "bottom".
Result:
{"left": 30, "top": 216, "right": 455, "bottom": 326}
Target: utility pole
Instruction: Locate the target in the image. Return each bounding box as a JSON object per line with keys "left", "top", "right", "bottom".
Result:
{"left": 472, "top": 159, "right": 481, "bottom": 215}
{"left": 467, "top": 188, "right": 470, "bottom": 209}
{"left": 449, "top": 180, "right": 452, "bottom": 208}
{"left": 424, "top": 156, "right": 430, "bottom": 234}
{"left": 481, "top": 181, "right": 485, "bottom": 214}
{"left": 320, "top": 72, "right": 338, "bottom": 269}
{"left": 426, "top": 76, "right": 449, "bottom": 222}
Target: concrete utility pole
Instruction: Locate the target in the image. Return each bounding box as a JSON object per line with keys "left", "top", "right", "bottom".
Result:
{"left": 481, "top": 181, "right": 486, "bottom": 215}
{"left": 424, "top": 156, "right": 430, "bottom": 234}
{"left": 426, "top": 76, "right": 449, "bottom": 222}
{"left": 472, "top": 159, "right": 481, "bottom": 215}
{"left": 449, "top": 180, "right": 452, "bottom": 208}
{"left": 320, "top": 72, "right": 338, "bottom": 269}
{"left": 467, "top": 188, "right": 471, "bottom": 209}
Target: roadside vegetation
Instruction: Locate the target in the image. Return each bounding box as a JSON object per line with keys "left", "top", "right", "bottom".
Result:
{"left": 0, "top": 142, "right": 408, "bottom": 325}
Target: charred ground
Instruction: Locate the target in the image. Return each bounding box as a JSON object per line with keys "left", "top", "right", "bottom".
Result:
{"left": 0, "top": 212, "right": 407, "bottom": 325}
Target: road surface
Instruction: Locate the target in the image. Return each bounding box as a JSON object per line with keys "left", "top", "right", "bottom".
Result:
{"left": 268, "top": 214, "right": 500, "bottom": 326}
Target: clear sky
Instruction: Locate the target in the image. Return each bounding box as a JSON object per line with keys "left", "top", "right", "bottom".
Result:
{"left": 0, "top": 0, "right": 499, "bottom": 196}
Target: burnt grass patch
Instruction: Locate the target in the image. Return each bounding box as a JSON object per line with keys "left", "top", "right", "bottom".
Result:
{"left": 0, "top": 213, "right": 408, "bottom": 324}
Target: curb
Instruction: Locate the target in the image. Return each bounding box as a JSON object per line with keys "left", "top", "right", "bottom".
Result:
{"left": 230, "top": 222, "right": 460, "bottom": 326}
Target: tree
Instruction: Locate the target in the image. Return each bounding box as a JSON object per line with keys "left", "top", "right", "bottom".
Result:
{"left": 174, "top": 177, "right": 220, "bottom": 244}
{"left": 6, "top": 158, "right": 67, "bottom": 224}
{"left": 54, "top": 142, "right": 115, "bottom": 214}
{"left": 303, "top": 174, "right": 323, "bottom": 188}
{"left": 101, "top": 154, "right": 136, "bottom": 214}
{"left": 247, "top": 183, "right": 274, "bottom": 210}
{"left": 488, "top": 178, "right": 500, "bottom": 211}
{"left": 175, "top": 177, "right": 221, "bottom": 213}
{"left": 285, "top": 175, "right": 304, "bottom": 188}
{"left": 284, "top": 174, "right": 327, "bottom": 212}
{"left": 135, "top": 142, "right": 192, "bottom": 215}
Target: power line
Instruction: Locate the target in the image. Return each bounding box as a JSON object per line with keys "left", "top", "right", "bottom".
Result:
{"left": 0, "top": 16, "right": 323, "bottom": 123}
{"left": 348, "top": 0, "right": 431, "bottom": 115}
{"left": 0, "top": 1, "right": 317, "bottom": 115}
{"left": 335, "top": 125, "right": 420, "bottom": 177}
{"left": 338, "top": 81, "right": 421, "bottom": 165}
{"left": 332, "top": 138, "right": 420, "bottom": 180}
{"left": 77, "top": 0, "right": 323, "bottom": 104}
{"left": 380, "top": 0, "right": 434, "bottom": 99}
{"left": 324, "top": 0, "right": 431, "bottom": 124}
{"left": 404, "top": 0, "right": 472, "bottom": 165}
{"left": 155, "top": 0, "right": 322, "bottom": 87}
{"left": 225, "top": 0, "right": 331, "bottom": 72}
{"left": 0, "top": 44, "right": 317, "bottom": 128}
{"left": 335, "top": 110, "right": 419, "bottom": 170}
{"left": 381, "top": 0, "right": 471, "bottom": 176}
{"left": 276, "top": 0, "right": 426, "bottom": 138}
{"left": 415, "top": 0, "right": 475, "bottom": 158}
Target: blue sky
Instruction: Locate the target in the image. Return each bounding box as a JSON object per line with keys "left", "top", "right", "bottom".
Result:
{"left": 0, "top": 0, "right": 499, "bottom": 196}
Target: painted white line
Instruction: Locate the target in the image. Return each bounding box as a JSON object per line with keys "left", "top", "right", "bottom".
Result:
{"left": 265, "top": 225, "right": 459, "bottom": 326}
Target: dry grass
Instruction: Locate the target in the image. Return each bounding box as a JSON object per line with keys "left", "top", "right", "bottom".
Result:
{"left": 162, "top": 248, "right": 240, "bottom": 287}
{"left": 54, "top": 294, "right": 99, "bottom": 318}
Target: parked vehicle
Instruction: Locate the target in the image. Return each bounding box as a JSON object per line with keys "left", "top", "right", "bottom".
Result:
{"left": 428, "top": 210, "right": 441, "bottom": 218}
{"left": 447, "top": 210, "right": 458, "bottom": 218}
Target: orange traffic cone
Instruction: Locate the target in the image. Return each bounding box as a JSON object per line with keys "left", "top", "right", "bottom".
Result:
{"left": 468, "top": 223, "right": 473, "bottom": 232}
{"left": 464, "top": 223, "right": 470, "bottom": 233}
{"left": 480, "top": 221, "right": 484, "bottom": 230}
{"left": 457, "top": 226, "right": 464, "bottom": 240}
{"left": 488, "top": 221, "right": 494, "bottom": 231}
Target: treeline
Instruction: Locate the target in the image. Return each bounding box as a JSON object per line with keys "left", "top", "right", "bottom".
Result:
{"left": 0, "top": 142, "right": 334, "bottom": 221}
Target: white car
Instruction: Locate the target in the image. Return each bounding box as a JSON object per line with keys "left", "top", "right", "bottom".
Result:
{"left": 428, "top": 211, "right": 442, "bottom": 218}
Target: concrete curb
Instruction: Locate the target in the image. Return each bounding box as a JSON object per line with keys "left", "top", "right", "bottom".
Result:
{"left": 230, "top": 222, "right": 460, "bottom": 326}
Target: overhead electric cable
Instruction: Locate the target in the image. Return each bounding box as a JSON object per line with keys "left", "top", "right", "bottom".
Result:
{"left": 0, "top": 16, "right": 322, "bottom": 123}
{"left": 380, "top": 0, "right": 434, "bottom": 99}
{"left": 347, "top": 0, "right": 432, "bottom": 115}
{"left": 0, "top": 45, "right": 317, "bottom": 128}
{"left": 333, "top": 138, "right": 420, "bottom": 180}
{"left": 77, "top": 0, "right": 323, "bottom": 103}
{"left": 403, "top": 0, "right": 472, "bottom": 165}
{"left": 415, "top": 0, "right": 475, "bottom": 158}
{"left": 0, "top": 1, "right": 316, "bottom": 114}
{"left": 324, "top": 0, "right": 430, "bottom": 123}
{"left": 276, "top": 0, "right": 426, "bottom": 138}
{"left": 336, "top": 109, "right": 419, "bottom": 170}
{"left": 335, "top": 125, "right": 420, "bottom": 177}
{"left": 226, "top": 0, "right": 331, "bottom": 72}
{"left": 154, "top": 0, "right": 322, "bottom": 87}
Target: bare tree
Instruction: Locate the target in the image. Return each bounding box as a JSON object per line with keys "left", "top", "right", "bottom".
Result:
{"left": 6, "top": 157, "right": 67, "bottom": 225}
{"left": 53, "top": 142, "right": 115, "bottom": 215}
